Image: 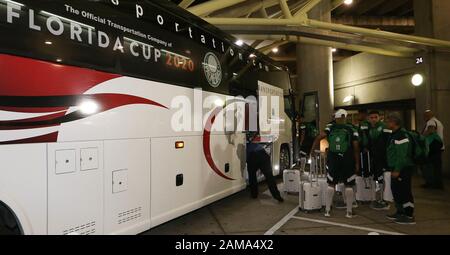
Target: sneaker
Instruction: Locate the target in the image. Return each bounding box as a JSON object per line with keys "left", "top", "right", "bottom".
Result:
{"left": 394, "top": 215, "right": 416, "bottom": 225}
{"left": 371, "top": 201, "right": 390, "bottom": 211}
{"left": 345, "top": 211, "right": 357, "bottom": 219}
{"left": 324, "top": 210, "right": 331, "bottom": 217}
{"left": 386, "top": 212, "right": 402, "bottom": 220}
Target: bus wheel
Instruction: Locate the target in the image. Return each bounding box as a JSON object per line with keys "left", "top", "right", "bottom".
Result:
{"left": 279, "top": 145, "right": 290, "bottom": 174}
{"left": 0, "top": 201, "right": 21, "bottom": 235}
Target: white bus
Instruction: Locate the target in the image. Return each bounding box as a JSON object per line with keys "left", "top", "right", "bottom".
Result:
{"left": 0, "top": 0, "right": 294, "bottom": 235}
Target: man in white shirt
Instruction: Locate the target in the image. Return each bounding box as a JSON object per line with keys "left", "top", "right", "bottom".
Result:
{"left": 422, "top": 110, "right": 445, "bottom": 189}
{"left": 422, "top": 110, "right": 445, "bottom": 150}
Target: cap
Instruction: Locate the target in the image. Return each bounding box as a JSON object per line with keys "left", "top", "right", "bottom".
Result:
{"left": 334, "top": 109, "right": 348, "bottom": 119}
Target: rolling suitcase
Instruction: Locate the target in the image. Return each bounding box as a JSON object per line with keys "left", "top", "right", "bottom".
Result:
{"left": 315, "top": 151, "right": 329, "bottom": 207}
{"left": 355, "top": 176, "right": 376, "bottom": 202}
{"left": 355, "top": 152, "right": 376, "bottom": 202}
{"left": 283, "top": 170, "right": 301, "bottom": 193}
{"left": 318, "top": 179, "right": 328, "bottom": 206}
{"left": 299, "top": 154, "right": 322, "bottom": 211}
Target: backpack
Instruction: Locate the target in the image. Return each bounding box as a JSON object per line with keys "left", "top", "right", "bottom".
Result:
{"left": 328, "top": 126, "right": 353, "bottom": 153}
{"left": 406, "top": 131, "right": 429, "bottom": 164}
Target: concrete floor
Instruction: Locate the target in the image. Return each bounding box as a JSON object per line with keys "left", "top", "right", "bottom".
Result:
{"left": 144, "top": 176, "right": 450, "bottom": 235}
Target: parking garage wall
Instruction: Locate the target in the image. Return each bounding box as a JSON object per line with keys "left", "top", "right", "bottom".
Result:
{"left": 333, "top": 53, "right": 416, "bottom": 108}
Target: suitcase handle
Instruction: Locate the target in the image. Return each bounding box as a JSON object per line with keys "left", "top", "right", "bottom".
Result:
{"left": 309, "top": 154, "right": 320, "bottom": 183}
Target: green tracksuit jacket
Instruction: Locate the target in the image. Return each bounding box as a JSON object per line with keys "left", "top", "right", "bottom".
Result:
{"left": 387, "top": 128, "right": 414, "bottom": 173}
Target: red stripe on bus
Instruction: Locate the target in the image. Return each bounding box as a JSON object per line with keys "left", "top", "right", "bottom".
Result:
{"left": 0, "top": 54, "right": 120, "bottom": 97}
{"left": 0, "top": 132, "right": 59, "bottom": 145}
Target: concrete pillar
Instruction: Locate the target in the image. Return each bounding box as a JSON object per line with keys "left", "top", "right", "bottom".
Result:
{"left": 414, "top": 0, "right": 450, "bottom": 176}
{"left": 296, "top": 0, "right": 333, "bottom": 130}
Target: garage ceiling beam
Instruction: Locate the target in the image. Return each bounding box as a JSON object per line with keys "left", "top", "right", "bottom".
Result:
{"left": 178, "top": 0, "right": 196, "bottom": 9}
{"left": 259, "top": 7, "right": 270, "bottom": 18}
{"left": 209, "top": 0, "right": 301, "bottom": 19}
{"left": 293, "top": 0, "right": 322, "bottom": 18}
{"left": 187, "top": 0, "right": 247, "bottom": 17}
{"left": 221, "top": 24, "right": 421, "bottom": 52}
{"left": 205, "top": 17, "right": 450, "bottom": 49}
{"left": 268, "top": 1, "right": 310, "bottom": 19}
{"left": 279, "top": 0, "right": 293, "bottom": 18}
{"left": 237, "top": 34, "right": 416, "bottom": 57}
{"left": 307, "top": 19, "right": 450, "bottom": 48}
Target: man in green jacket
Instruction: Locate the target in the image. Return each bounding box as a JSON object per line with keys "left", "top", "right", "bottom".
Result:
{"left": 385, "top": 114, "right": 416, "bottom": 225}
{"left": 367, "top": 111, "right": 392, "bottom": 210}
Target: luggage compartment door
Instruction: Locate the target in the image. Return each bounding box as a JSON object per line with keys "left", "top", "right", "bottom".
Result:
{"left": 103, "top": 139, "right": 151, "bottom": 235}
{"left": 48, "top": 142, "right": 104, "bottom": 235}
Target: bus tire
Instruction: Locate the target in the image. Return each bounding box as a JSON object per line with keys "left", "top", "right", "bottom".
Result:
{"left": 0, "top": 201, "right": 22, "bottom": 235}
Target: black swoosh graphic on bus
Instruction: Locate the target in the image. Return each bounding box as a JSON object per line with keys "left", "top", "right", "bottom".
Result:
{"left": 0, "top": 94, "right": 168, "bottom": 130}
{"left": 0, "top": 95, "right": 113, "bottom": 108}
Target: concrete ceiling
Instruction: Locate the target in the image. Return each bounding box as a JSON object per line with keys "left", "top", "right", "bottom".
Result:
{"left": 169, "top": 0, "right": 416, "bottom": 68}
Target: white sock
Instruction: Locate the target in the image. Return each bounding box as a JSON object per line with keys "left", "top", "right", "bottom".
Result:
{"left": 345, "top": 188, "right": 354, "bottom": 213}
{"left": 326, "top": 187, "right": 335, "bottom": 212}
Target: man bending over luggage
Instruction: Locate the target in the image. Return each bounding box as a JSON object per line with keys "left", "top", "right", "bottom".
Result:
{"left": 385, "top": 114, "right": 416, "bottom": 225}
{"left": 246, "top": 132, "right": 284, "bottom": 202}
{"left": 311, "top": 109, "right": 360, "bottom": 218}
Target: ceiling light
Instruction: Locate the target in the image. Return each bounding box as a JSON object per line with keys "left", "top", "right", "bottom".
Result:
{"left": 249, "top": 53, "right": 256, "bottom": 58}
{"left": 235, "top": 40, "right": 244, "bottom": 46}
{"left": 411, "top": 74, "right": 424, "bottom": 86}
{"left": 331, "top": 48, "right": 337, "bottom": 53}
{"left": 344, "top": 0, "right": 353, "bottom": 5}
{"left": 45, "top": 41, "right": 53, "bottom": 45}
{"left": 343, "top": 95, "right": 354, "bottom": 103}
{"left": 272, "top": 48, "right": 279, "bottom": 53}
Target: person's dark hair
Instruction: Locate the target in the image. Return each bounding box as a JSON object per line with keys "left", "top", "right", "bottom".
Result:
{"left": 369, "top": 110, "right": 380, "bottom": 115}
{"left": 387, "top": 114, "right": 402, "bottom": 126}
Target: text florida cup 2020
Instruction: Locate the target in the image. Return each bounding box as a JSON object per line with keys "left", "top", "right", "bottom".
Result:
{"left": 3, "top": 0, "right": 275, "bottom": 72}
